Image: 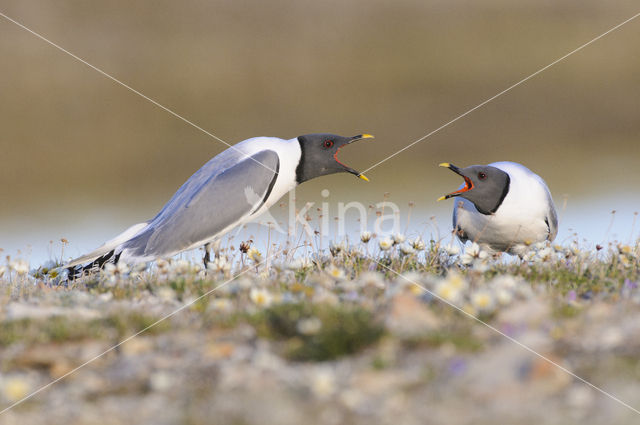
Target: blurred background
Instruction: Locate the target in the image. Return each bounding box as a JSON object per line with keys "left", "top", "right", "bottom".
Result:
{"left": 1, "top": 0, "right": 639, "bottom": 265}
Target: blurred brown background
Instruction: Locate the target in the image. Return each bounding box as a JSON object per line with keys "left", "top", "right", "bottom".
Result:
{"left": 1, "top": 0, "right": 639, "bottom": 263}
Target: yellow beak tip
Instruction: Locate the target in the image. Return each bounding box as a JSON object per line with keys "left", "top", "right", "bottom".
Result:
{"left": 358, "top": 174, "right": 370, "bottom": 182}
{"left": 360, "top": 134, "right": 374, "bottom": 139}
{"left": 438, "top": 162, "right": 450, "bottom": 168}
{"left": 437, "top": 196, "right": 447, "bottom": 202}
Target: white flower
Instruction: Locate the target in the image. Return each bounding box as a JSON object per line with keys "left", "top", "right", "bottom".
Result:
{"left": 2, "top": 376, "right": 30, "bottom": 402}
{"left": 207, "top": 256, "right": 231, "bottom": 274}
{"left": 445, "top": 244, "right": 461, "bottom": 256}
{"left": 286, "top": 258, "right": 311, "bottom": 270}
{"left": 249, "top": 288, "right": 273, "bottom": 307}
{"left": 495, "top": 288, "right": 513, "bottom": 305}
{"left": 360, "top": 231, "right": 373, "bottom": 243}
{"left": 392, "top": 233, "right": 406, "bottom": 244}
{"left": 359, "top": 271, "right": 385, "bottom": 289}
{"left": 533, "top": 241, "right": 548, "bottom": 250}
{"left": 329, "top": 242, "right": 346, "bottom": 255}
{"left": 536, "top": 247, "right": 554, "bottom": 262}
{"left": 326, "top": 265, "right": 345, "bottom": 280}
{"left": 172, "top": 259, "right": 192, "bottom": 274}
{"left": 435, "top": 281, "right": 462, "bottom": 304}
{"left": 310, "top": 369, "right": 336, "bottom": 398}
{"left": 399, "top": 244, "right": 415, "bottom": 255}
{"left": 444, "top": 272, "right": 468, "bottom": 291}
{"left": 491, "top": 275, "right": 517, "bottom": 290}
{"left": 379, "top": 237, "right": 394, "bottom": 251}
{"left": 247, "top": 248, "right": 262, "bottom": 263}
{"left": 102, "top": 263, "right": 117, "bottom": 276}
{"left": 297, "top": 317, "right": 322, "bottom": 335}
{"left": 9, "top": 259, "right": 29, "bottom": 275}
{"left": 410, "top": 238, "right": 426, "bottom": 251}
{"left": 116, "top": 262, "right": 130, "bottom": 275}
{"left": 211, "top": 298, "right": 233, "bottom": 313}
{"left": 157, "top": 287, "right": 176, "bottom": 302}
{"left": 460, "top": 243, "right": 488, "bottom": 265}
{"left": 471, "top": 290, "right": 495, "bottom": 313}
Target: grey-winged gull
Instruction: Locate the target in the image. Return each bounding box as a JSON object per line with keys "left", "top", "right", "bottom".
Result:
{"left": 67, "top": 133, "right": 372, "bottom": 276}
{"left": 438, "top": 161, "right": 558, "bottom": 255}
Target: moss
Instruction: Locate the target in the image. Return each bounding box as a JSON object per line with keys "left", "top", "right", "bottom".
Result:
{"left": 402, "top": 328, "right": 484, "bottom": 353}
{"left": 250, "top": 302, "right": 384, "bottom": 361}
{"left": 0, "top": 312, "right": 169, "bottom": 347}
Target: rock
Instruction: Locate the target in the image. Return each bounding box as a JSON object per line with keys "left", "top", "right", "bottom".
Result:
{"left": 386, "top": 294, "right": 440, "bottom": 337}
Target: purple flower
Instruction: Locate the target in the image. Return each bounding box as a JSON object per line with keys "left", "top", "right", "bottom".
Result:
{"left": 624, "top": 279, "right": 637, "bottom": 290}
{"left": 567, "top": 290, "right": 577, "bottom": 302}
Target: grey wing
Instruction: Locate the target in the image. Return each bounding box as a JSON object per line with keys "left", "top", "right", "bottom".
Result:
{"left": 123, "top": 150, "right": 280, "bottom": 258}
{"left": 451, "top": 199, "right": 468, "bottom": 242}
{"left": 545, "top": 193, "right": 559, "bottom": 242}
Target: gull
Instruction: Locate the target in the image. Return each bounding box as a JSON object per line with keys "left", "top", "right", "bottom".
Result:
{"left": 438, "top": 161, "right": 557, "bottom": 255}
{"left": 67, "top": 133, "right": 372, "bottom": 276}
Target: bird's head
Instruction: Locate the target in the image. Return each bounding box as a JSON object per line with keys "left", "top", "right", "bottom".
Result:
{"left": 295, "top": 133, "right": 373, "bottom": 183}
{"left": 437, "top": 163, "right": 510, "bottom": 215}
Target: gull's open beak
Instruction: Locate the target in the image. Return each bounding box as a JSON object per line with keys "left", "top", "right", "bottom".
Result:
{"left": 339, "top": 134, "right": 374, "bottom": 181}
{"left": 437, "top": 162, "right": 474, "bottom": 201}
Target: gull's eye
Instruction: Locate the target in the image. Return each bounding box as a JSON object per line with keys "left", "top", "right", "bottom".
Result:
{"left": 323, "top": 139, "right": 334, "bottom": 149}
{"left": 478, "top": 172, "right": 487, "bottom": 180}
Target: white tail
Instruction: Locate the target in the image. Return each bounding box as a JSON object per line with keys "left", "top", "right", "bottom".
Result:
{"left": 65, "top": 222, "right": 149, "bottom": 268}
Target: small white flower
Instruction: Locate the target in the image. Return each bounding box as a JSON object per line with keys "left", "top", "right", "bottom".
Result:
{"left": 247, "top": 248, "right": 262, "bottom": 263}
{"left": 491, "top": 275, "right": 517, "bottom": 290}
{"left": 410, "top": 238, "right": 426, "bottom": 251}
{"left": 444, "top": 272, "right": 468, "bottom": 291}
{"left": 359, "top": 271, "right": 385, "bottom": 289}
{"left": 435, "top": 281, "right": 462, "bottom": 304}
{"left": 471, "top": 290, "right": 495, "bottom": 313}
{"left": 310, "top": 369, "right": 336, "bottom": 398}
{"left": 157, "top": 287, "right": 176, "bottom": 302}
{"left": 207, "top": 256, "right": 231, "bottom": 274}
{"left": 533, "top": 241, "right": 548, "bottom": 250}
{"left": 102, "top": 263, "right": 117, "bottom": 276}
{"left": 297, "top": 317, "right": 322, "bottom": 335}
{"left": 445, "top": 244, "right": 461, "bottom": 256}
{"left": 172, "top": 259, "right": 191, "bottom": 274}
{"left": 286, "top": 258, "right": 311, "bottom": 270}
{"left": 495, "top": 288, "right": 513, "bottom": 305}
{"left": 211, "top": 298, "right": 233, "bottom": 313}
{"left": 249, "top": 288, "right": 273, "bottom": 307}
{"left": 536, "top": 247, "right": 554, "bottom": 262}
{"left": 9, "top": 259, "right": 29, "bottom": 275}
{"left": 392, "top": 233, "right": 406, "bottom": 244}
{"left": 2, "top": 376, "right": 30, "bottom": 402}
{"left": 460, "top": 243, "right": 487, "bottom": 265}
{"left": 329, "top": 242, "right": 346, "bottom": 256}
{"left": 399, "top": 244, "right": 415, "bottom": 255}
{"left": 379, "top": 237, "right": 394, "bottom": 251}
{"left": 116, "top": 262, "right": 130, "bottom": 275}
{"left": 360, "top": 231, "right": 373, "bottom": 243}
{"left": 326, "top": 265, "right": 345, "bottom": 280}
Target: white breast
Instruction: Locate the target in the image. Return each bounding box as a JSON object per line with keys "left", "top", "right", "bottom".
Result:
{"left": 240, "top": 136, "right": 301, "bottom": 218}
{"left": 453, "top": 162, "right": 555, "bottom": 254}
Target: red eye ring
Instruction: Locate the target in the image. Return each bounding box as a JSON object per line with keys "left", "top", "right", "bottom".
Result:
{"left": 323, "top": 139, "right": 334, "bottom": 148}
{"left": 478, "top": 172, "right": 487, "bottom": 180}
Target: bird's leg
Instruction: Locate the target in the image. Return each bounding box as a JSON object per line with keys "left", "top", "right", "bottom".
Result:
{"left": 203, "top": 243, "right": 211, "bottom": 267}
